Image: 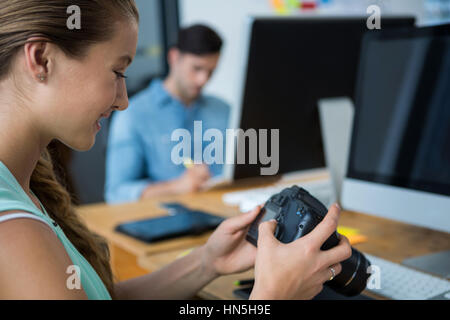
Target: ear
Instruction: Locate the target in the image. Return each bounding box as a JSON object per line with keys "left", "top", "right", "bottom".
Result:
{"left": 23, "top": 37, "right": 53, "bottom": 83}
{"left": 167, "top": 47, "right": 180, "bottom": 67}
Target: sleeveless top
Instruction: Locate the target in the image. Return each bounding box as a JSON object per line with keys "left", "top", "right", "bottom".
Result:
{"left": 0, "top": 161, "right": 112, "bottom": 300}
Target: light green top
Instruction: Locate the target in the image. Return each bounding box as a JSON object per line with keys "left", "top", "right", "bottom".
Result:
{"left": 0, "top": 161, "right": 112, "bottom": 300}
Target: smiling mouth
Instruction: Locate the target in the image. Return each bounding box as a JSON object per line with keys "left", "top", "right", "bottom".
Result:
{"left": 95, "top": 111, "right": 112, "bottom": 130}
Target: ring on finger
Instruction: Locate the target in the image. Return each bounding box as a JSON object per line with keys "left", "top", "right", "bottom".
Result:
{"left": 329, "top": 267, "right": 336, "bottom": 281}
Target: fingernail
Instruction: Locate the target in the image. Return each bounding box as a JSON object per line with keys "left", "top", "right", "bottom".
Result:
{"left": 334, "top": 203, "right": 341, "bottom": 210}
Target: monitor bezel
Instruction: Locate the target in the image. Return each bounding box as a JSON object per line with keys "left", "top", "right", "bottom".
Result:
{"left": 347, "top": 22, "right": 450, "bottom": 198}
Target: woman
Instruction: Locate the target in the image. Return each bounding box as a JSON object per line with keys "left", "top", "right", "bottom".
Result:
{"left": 0, "top": 0, "right": 351, "bottom": 299}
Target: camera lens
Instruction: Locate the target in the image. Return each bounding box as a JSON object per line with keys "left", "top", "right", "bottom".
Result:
{"left": 326, "top": 248, "right": 371, "bottom": 296}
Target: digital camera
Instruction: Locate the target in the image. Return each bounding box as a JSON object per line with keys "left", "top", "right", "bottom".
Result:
{"left": 247, "top": 186, "right": 371, "bottom": 296}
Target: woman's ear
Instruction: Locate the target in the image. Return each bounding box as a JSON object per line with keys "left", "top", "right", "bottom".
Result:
{"left": 23, "top": 37, "right": 53, "bottom": 82}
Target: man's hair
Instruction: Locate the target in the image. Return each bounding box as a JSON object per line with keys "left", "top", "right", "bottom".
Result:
{"left": 176, "top": 24, "right": 223, "bottom": 55}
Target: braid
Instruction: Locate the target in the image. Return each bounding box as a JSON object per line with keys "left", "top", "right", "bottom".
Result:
{"left": 30, "top": 148, "right": 116, "bottom": 298}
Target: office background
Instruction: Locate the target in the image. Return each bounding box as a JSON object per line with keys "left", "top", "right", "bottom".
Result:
{"left": 67, "top": 0, "right": 450, "bottom": 204}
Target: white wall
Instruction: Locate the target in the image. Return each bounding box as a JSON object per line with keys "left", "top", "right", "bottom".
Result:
{"left": 179, "top": 0, "right": 273, "bottom": 107}
{"left": 179, "top": 0, "right": 425, "bottom": 110}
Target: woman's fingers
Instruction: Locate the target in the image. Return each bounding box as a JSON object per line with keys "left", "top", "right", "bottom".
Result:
{"left": 302, "top": 203, "right": 340, "bottom": 249}
{"left": 321, "top": 263, "right": 342, "bottom": 283}
{"left": 224, "top": 205, "right": 263, "bottom": 233}
{"left": 257, "top": 219, "right": 279, "bottom": 247}
{"left": 320, "top": 234, "right": 352, "bottom": 267}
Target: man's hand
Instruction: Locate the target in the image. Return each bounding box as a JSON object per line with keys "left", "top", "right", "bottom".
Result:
{"left": 140, "top": 164, "right": 210, "bottom": 199}
{"left": 173, "top": 164, "right": 210, "bottom": 194}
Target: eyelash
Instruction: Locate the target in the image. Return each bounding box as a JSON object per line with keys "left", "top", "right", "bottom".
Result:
{"left": 114, "top": 71, "right": 128, "bottom": 79}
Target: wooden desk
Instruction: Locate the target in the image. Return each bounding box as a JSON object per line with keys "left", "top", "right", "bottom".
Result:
{"left": 77, "top": 180, "right": 450, "bottom": 298}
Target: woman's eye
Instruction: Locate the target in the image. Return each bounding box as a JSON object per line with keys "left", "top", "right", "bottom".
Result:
{"left": 114, "top": 71, "right": 127, "bottom": 79}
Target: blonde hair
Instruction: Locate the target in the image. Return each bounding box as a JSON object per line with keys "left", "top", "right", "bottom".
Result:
{"left": 0, "top": 0, "right": 139, "bottom": 298}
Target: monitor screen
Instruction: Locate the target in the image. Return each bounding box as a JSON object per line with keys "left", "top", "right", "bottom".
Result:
{"left": 348, "top": 24, "right": 450, "bottom": 198}
{"left": 233, "top": 17, "right": 415, "bottom": 180}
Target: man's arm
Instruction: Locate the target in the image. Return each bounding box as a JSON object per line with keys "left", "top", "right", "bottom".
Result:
{"left": 104, "top": 112, "right": 151, "bottom": 203}
{"left": 140, "top": 164, "right": 210, "bottom": 199}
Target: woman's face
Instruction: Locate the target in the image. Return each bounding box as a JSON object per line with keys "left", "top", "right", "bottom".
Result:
{"left": 45, "top": 20, "right": 138, "bottom": 151}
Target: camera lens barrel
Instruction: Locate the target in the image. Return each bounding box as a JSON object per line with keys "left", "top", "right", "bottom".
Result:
{"left": 327, "top": 248, "right": 371, "bottom": 296}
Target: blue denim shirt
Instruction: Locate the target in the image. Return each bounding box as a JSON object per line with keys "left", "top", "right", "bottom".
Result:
{"left": 105, "top": 79, "right": 230, "bottom": 204}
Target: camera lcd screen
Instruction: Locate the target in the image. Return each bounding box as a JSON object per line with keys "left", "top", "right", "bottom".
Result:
{"left": 261, "top": 207, "right": 278, "bottom": 222}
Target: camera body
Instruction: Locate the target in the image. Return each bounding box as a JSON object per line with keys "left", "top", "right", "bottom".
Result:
{"left": 246, "top": 185, "right": 371, "bottom": 296}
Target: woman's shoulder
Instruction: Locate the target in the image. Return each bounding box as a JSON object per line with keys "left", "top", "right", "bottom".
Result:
{"left": 0, "top": 211, "right": 88, "bottom": 299}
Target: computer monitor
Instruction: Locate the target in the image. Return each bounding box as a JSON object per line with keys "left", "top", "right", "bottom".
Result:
{"left": 226, "top": 16, "right": 415, "bottom": 181}
{"left": 342, "top": 23, "right": 450, "bottom": 234}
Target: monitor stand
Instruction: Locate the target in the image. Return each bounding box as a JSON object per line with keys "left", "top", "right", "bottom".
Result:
{"left": 402, "top": 250, "right": 450, "bottom": 279}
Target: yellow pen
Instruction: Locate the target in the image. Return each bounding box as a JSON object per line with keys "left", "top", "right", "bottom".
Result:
{"left": 177, "top": 247, "right": 194, "bottom": 258}
{"left": 183, "top": 157, "right": 194, "bottom": 169}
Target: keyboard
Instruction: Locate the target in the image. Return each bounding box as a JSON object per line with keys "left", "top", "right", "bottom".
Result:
{"left": 222, "top": 179, "right": 335, "bottom": 213}
{"left": 365, "top": 254, "right": 450, "bottom": 300}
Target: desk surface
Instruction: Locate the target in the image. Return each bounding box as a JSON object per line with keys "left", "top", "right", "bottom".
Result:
{"left": 77, "top": 177, "right": 289, "bottom": 257}
{"left": 77, "top": 186, "right": 247, "bottom": 257}
{"left": 77, "top": 178, "right": 450, "bottom": 300}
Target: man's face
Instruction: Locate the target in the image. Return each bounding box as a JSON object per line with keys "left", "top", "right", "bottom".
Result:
{"left": 171, "top": 50, "right": 220, "bottom": 102}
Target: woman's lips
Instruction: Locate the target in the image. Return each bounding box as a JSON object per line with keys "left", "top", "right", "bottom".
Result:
{"left": 95, "top": 110, "right": 112, "bottom": 131}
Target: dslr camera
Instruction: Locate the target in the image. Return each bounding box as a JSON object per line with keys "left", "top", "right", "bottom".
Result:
{"left": 247, "top": 185, "right": 371, "bottom": 296}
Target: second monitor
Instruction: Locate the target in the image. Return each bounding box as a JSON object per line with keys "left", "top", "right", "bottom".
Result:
{"left": 228, "top": 16, "right": 415, "bottom": 181}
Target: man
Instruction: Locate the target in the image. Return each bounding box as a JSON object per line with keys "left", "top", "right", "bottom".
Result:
{"left": 105, "top": 24, "right": 230, "bottom": 203}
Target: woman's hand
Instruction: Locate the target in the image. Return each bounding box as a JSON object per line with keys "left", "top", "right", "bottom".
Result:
{"left": 201, "top": 205, "right": 263, "bottom": 278}
{"left": 250, "top": 204, "right": 352, "bottom": 300}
